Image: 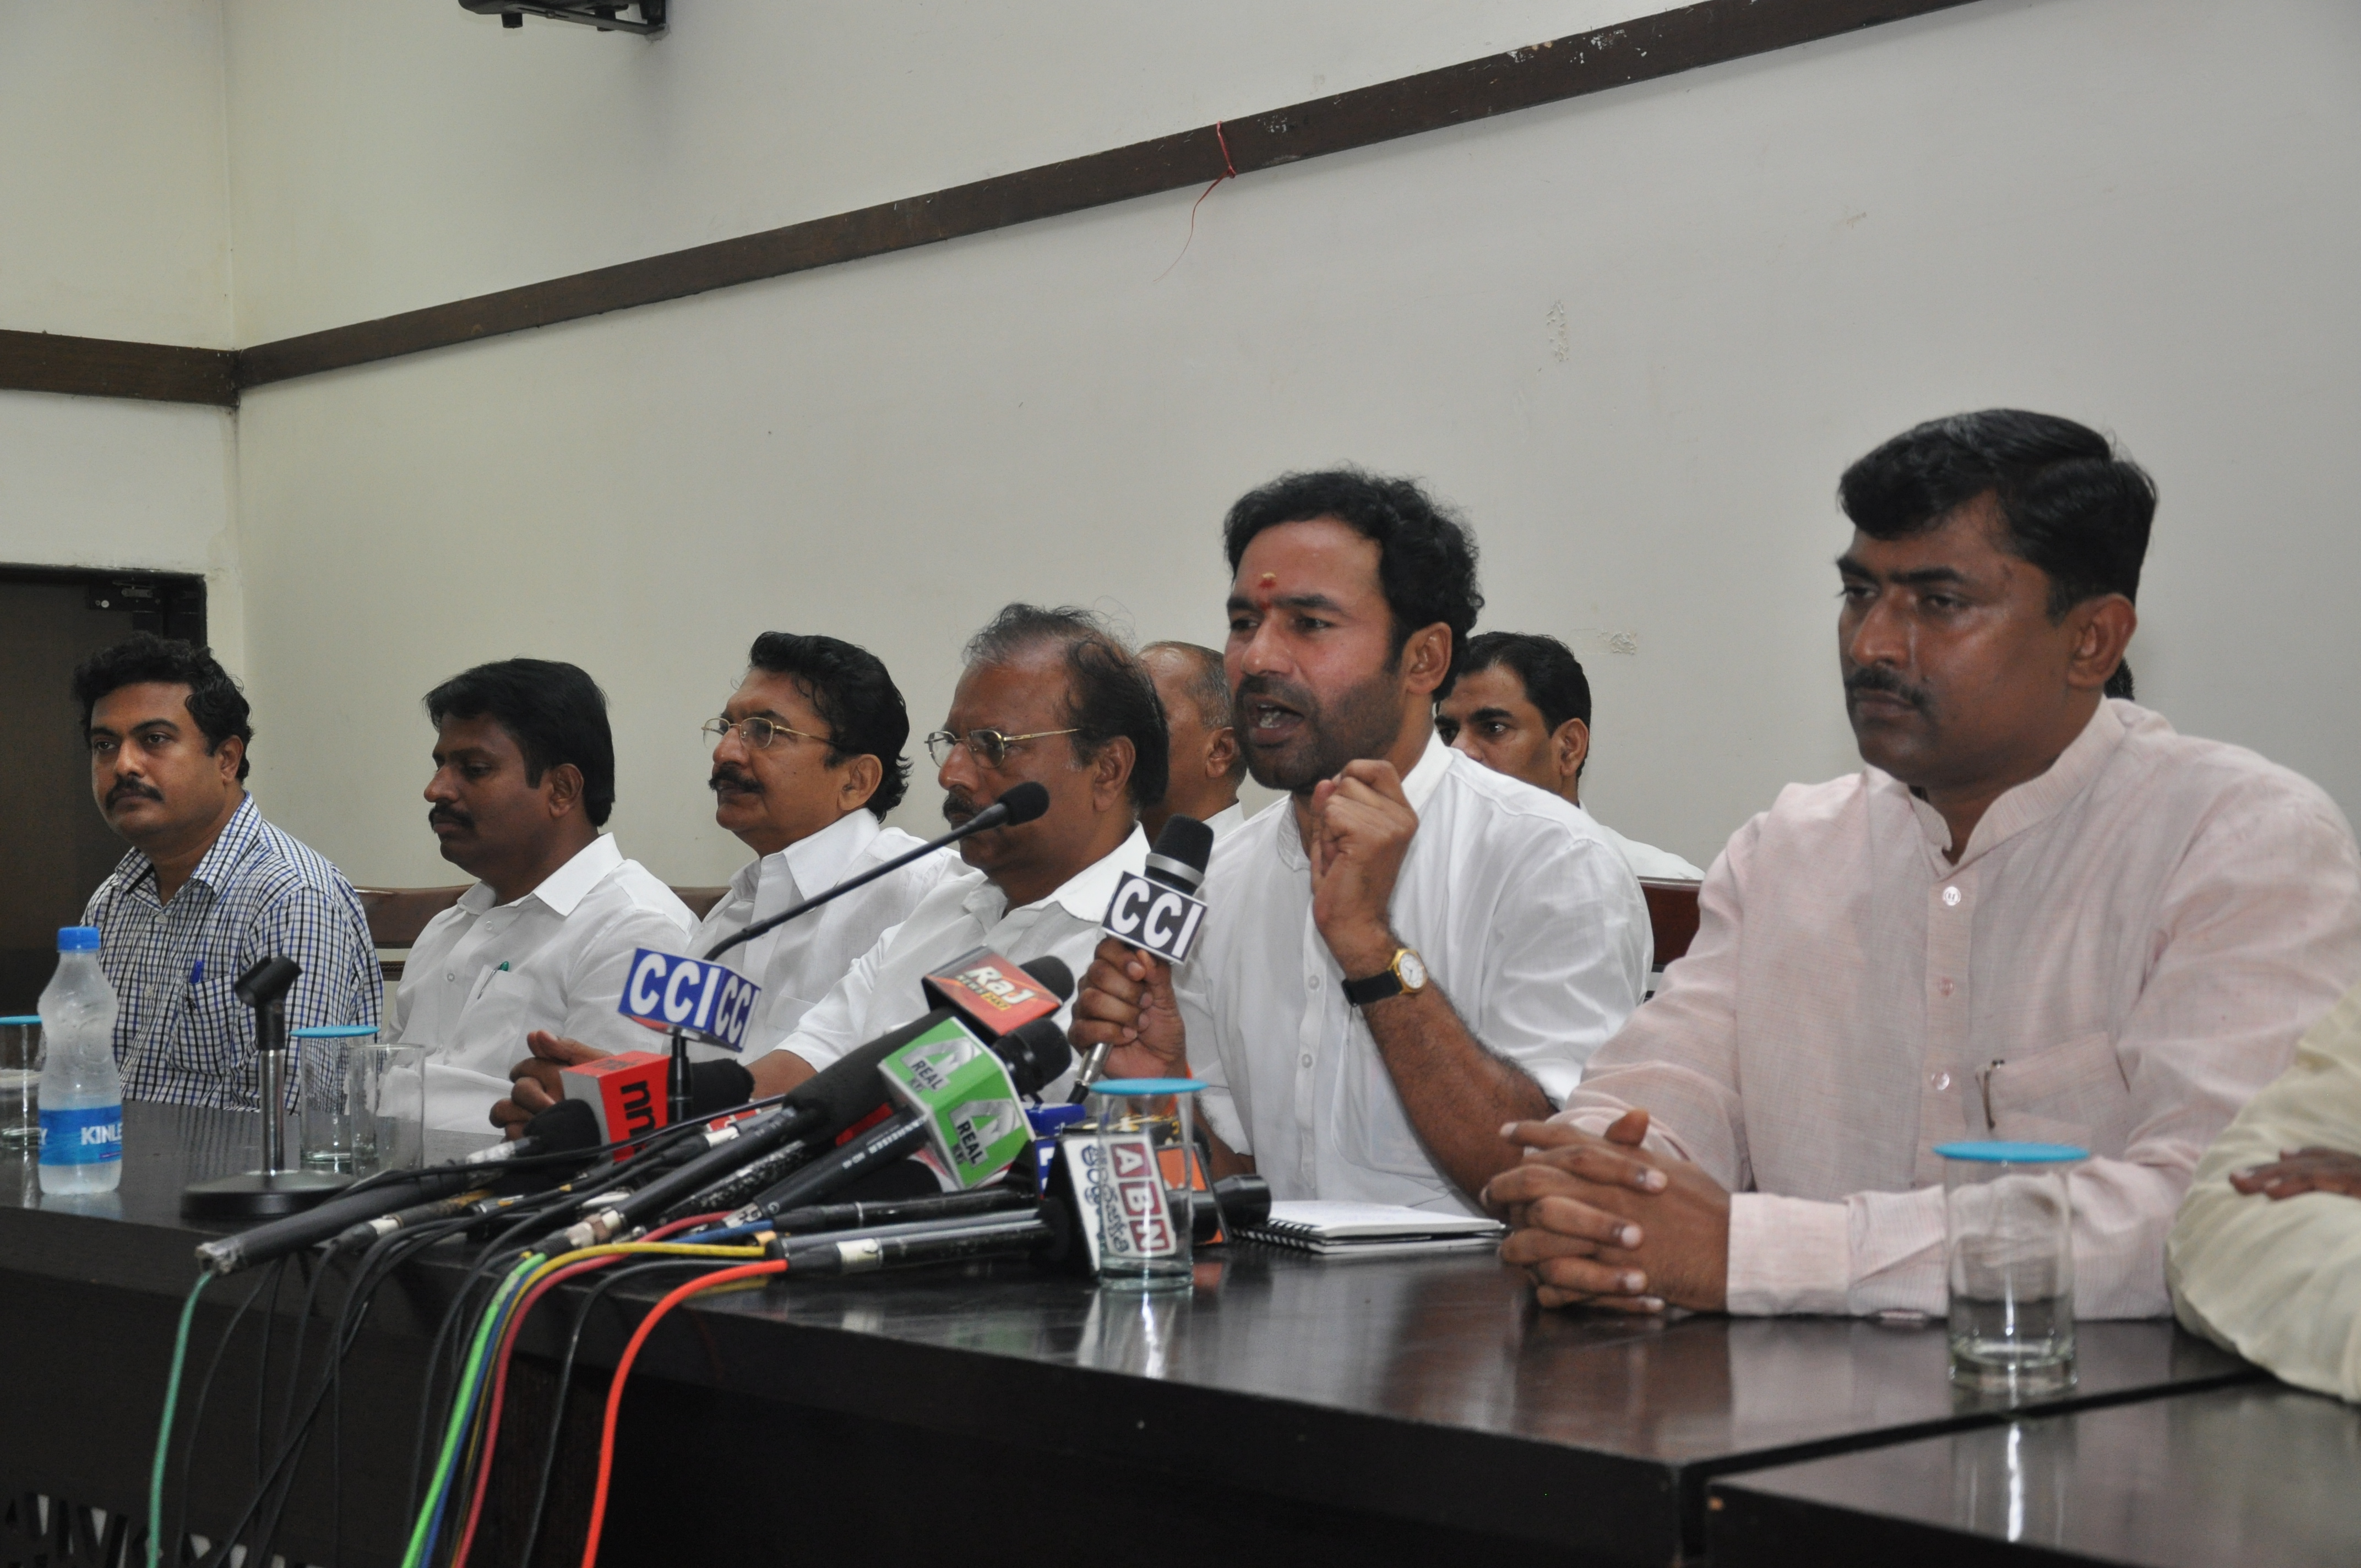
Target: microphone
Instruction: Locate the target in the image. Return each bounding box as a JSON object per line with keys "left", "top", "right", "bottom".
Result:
{"left": 703, "top": 781, "right": 1050, "bottom": 963}
{"left": 762, "top": 1185, "right": 1032, "bottom": 1237}
{"left": 192, "top": 1097, "right": 606, "bottom": 1276}
{"left": 729, "top": 1017, "right": 1073, "bottom": 1224}
{"left": 775, "top": 1205, "right": 1070, "bottom": 1276}
{"left": 1071, "top": 814, "right": 1215, "bottom": 1099}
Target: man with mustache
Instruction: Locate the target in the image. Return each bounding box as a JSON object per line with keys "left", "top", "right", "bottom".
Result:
{"left": 73, "top": 634, "right": 378, "bottom": 1108}
{"left": 679, "top": 633, "right": 954, "bottom": 1050}
{"left": 1490, "top": 410, "right": 2361, "bottom": 1320}
{"left": 1071, "top": 470, "right": 1651, "bottom": 1213}
{"left": 1435, "top": 631, "right": 1703, "bottom": 879}
{"left": 497, "top": 604, "right": 1156, "bottom": 1123}
{"left": 389, "top": 659, "right": 694, "bottom": 1130}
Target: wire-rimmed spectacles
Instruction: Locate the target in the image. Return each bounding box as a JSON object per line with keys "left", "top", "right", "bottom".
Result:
{"left": 703, "top": 716, "right": 831, "bottom": 752}
{"left": 924, "top": 727, "right": 1079, "bottom": 769}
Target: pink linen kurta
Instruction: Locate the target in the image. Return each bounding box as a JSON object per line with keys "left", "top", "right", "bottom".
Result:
{"left": 1558, "top": 699, "right": 2361, "bottom": 1317}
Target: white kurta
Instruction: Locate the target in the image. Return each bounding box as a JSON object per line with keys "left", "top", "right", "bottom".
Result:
{"left": 392, "top": 835, "right": 695, "bottom": 1130}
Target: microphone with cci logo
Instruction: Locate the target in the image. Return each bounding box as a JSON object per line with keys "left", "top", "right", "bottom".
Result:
{"left": 1069, "top": 815, "right": 1215, "bottom": 1099}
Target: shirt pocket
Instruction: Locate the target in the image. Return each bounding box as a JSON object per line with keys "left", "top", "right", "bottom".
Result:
{"left": 452, "top": 970, "right": 536, "bottom": 1077}
{"left": 1339, "top": 1022, "right": 1438, "bottom": 1178}
{"left": 1979, "top": 1032, "right": 2135, "bottom": 1154}
{"left": 165, "top": 976, "right": 255, "bottom": 1104}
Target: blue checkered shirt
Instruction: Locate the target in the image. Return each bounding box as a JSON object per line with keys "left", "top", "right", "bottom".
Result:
{"left": 80, "top": 794, "right": 381, "bottom": 1109}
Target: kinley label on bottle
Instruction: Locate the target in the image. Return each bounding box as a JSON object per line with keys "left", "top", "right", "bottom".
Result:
{"left": 40, "top": 1104, "right": 123, "bottom": 1164}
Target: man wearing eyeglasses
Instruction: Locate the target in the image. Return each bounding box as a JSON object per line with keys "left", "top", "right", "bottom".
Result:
{"left": 496, "top": 603, "right": 1158, "bottom": 1125}
{"left": 681, "top": 633, "right": 953, "bottom": 1047}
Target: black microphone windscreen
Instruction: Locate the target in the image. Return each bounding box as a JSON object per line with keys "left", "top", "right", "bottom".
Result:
{"left": 993, "top": 781, "right": 1051, "bottom": 825}
{"left": 994, "top": 1016, "right": 1075, "bottom": 1097}
{"left": 1018, "top": 955, "right": 1074, "bottom": 1003}
{"left": 1145, "top": 815, "right": 1215, "bottom": 892}
{"left": 526, "top": 1096, "right": 602, "bottom": 1154}
{"left": 688, "top": 1059, "right": 756, "bottom": 1115}
{"left": 781, "top": 1008, "right": 955, "bottom": 1136}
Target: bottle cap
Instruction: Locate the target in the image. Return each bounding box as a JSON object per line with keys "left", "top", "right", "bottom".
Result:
{"left": 56, "top": 927, "right": 101, "bottom": 954}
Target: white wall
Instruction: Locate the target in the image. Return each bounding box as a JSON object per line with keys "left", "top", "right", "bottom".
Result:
{"left": 0, "top": 1, "right": 240, "bottom": 665}
{"left": 222, "top": 0, "right": 2361, "bottom": 890}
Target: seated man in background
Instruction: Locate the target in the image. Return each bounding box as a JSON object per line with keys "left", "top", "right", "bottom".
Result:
{"left": 1140, "top": 639, "right": 1245, "bottom": 840}
{"left": 1073, "top": 470, "right": 1650, "bottom": 1213}
{"left": 2169, "top": 979, "right": 2361, "bottom": 1401}
{"left": 389, "top": 658, "right": 694, "bottom": 1130}
{"left": 1436, "top": 631, "right": 1703, "bottom": 879}
{"left": 499, "top": 604, "right": 1158, "bottom": 1124}
{"left": 1489, "top": 410, "right": 2361, "bottom": 1317}
{"left": 687, "top": 632, "right": 956, "bottom": 1053}
{"left": 74, "top": 634, "right": 378, "bottom": 1108}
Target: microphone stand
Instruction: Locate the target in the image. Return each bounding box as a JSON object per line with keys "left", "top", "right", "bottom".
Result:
{"left": 183, "top": 956, "right": 355, "bottom": 1220}
{"left": 663, "top": 782, "right": 1047, "bottom": 1125}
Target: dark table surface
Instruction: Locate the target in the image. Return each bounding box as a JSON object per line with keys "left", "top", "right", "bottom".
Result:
{"left": 0, "top": 1103, "right": 2267, "bottom": 1567}
{"left": 1706, "top": 1380, "right": 2361, "bottom": 1568}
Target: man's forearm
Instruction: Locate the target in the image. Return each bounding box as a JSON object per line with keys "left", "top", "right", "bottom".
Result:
{"left": 1364, "top": 986, "right": 1553, "bottom": 1199}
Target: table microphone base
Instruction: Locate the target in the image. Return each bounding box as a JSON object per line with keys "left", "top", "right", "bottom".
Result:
{"left": 182, "top": 1169, "right": 353, "bottom": 1221}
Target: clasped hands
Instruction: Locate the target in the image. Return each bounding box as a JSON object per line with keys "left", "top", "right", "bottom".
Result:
{"left": 1486, "top": 1108, "right": 1733, "bottom": 1314}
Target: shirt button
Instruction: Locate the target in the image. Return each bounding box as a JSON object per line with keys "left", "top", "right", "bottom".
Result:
{"left": 1300, "top": 1054, "right": 1313, "bottom": 1069}
{"left": 446, "top": 971, "right": 456, "bottom": 982}
{"left": 1936, "top": 977, "right": 1955, "bottom": 998}
{"left": 1930, "top": 1069, "right": 1952, "bottom": 1091}
{"left": 1308, "top": 976, "right": 1321, "bottom": 991}
{"left": 1943, "top": 886, "right": 1962, "bottom": 907}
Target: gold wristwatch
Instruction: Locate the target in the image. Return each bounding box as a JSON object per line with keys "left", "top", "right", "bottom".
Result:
{"left": 1341, "top": 947, "right": 1428, "bottom": 1008}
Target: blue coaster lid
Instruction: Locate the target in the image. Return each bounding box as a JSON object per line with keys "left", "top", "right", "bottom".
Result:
{"left": 1026, "top": 1104, "right": 1087, "bottom": 1135}
{"left": 1933, "top": 1140, "right": 2088, "bottom": 1164}
{"left": 0, "top": 1016, "right": 40, "bottom": 1027}
{"left": 290, "top": 1025, "right": 383, "bottom": 1038}
{"left": 1086, "top": 1077, "right": 1209, "bottom": 1096}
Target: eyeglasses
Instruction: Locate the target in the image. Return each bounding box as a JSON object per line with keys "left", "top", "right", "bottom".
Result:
{"left": 702, "top": 717, "right": 832, "bottom": 752}
{"left": 924, "top": 727, "right": 1079, "bottom": 769}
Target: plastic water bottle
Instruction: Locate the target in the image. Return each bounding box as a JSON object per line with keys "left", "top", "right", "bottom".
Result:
{"left": 38, "top": 926, "right": 123, "bottom": 1195}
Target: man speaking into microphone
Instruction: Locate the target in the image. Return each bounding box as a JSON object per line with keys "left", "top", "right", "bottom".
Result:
{"left": 498, "top": 604, "right": 1162, "bottom": 1122}
{"left": 1071, "top": 470, "right": 1651, "bottom": 1215}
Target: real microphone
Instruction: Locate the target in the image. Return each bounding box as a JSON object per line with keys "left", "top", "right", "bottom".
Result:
{"left": 192, "top": 1096, "right": 606, "bottom": 1276}
{"left": 1071, "top": 813, "right": 1215, "bottom": 1099}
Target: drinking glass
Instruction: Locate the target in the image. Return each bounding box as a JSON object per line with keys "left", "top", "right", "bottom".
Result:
{"left": 0, "top": 1017, "right": 41, "bottom": 1150}
{"left": 295, "top": 1025, "right": 382, "bottom": 1170}
{"left": 1936, "top": 1140, "right": 2085, "bottom": 1393}
{"left": 1081, "top": 1078, "right": 1205, "bottom": 1292}
{"left": 351, "top": 1039, "right": 427, "bottom": 1174}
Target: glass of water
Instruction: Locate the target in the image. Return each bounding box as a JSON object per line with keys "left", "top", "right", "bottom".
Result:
{"left": 1081, "top": 1079, "right": 1206, "bottom": 1292}
{"left": 0, "top": 1016, "right": 41, "bottom": 1149}
{"left": 1936, "top": 1140, "right": 2086, "bottom": 1393}
{"left": 351, "top": 1039, "right": 427, "bottom": 1174}
{"left": 296, "top": 1025, "right": 383, "bottom": 1170}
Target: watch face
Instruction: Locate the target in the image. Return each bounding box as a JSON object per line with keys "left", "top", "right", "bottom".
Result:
{"left": 1396, "top": 950, "right": 1428, "bottom": 990}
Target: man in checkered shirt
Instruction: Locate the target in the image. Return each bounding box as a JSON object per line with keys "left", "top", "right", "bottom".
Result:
{"left": 73, "top": 634, "right": 378, "bottom": 1109}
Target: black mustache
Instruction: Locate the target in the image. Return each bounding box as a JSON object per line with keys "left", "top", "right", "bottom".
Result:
{"left": 942, "top": 789, "right": 981, "bottom": 826}
{"left": 1845, "top": 666, "right": 1932, "bottom": 711}
{"left": 709, "top": 768, "right": 761, "bottom": 796}
{"left": 106, "top": 780, "right": 162, "bottom": 807}
{"left": 428, "top": 805, "right": 474, "bottom": 831}
{"left": 1235, "top": 673, "right": 1314, "bottom": 714}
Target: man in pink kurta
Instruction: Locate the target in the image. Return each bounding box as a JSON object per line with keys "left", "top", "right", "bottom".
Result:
{"left": 1489, "top": 410, "right": 2361, "bottom": 1319}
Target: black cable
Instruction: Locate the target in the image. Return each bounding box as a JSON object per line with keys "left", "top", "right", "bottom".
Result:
{"left": 170, "top": 1265, "right": 275, "bottom": 1560}
{"left": 516, "top": 1256, "right": 722, "bottom": 1568}
{"left": 249, "top": 1257, "right": 291, "bottom": 1489}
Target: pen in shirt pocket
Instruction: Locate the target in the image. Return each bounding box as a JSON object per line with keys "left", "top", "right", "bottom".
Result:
{"left": 189, "top": 957, "right": 205, "bottom": 987}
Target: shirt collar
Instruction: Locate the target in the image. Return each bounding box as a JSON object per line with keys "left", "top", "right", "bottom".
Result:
{"left": 962, "top": 825, "right": 1150, "bottom": 925}
{"left": 781, "top": 808, "right": 883, "bottom": 899}
{"left": 1271, "top": 730, "right": 1451, "bottom": 870}
{"left": 470, "top": 832, "right": 625, "bottom": 917}
{"left": 122, "top": 793, "right": 260, "bottom": 901}
{"left": 1885, "top": 699, "right": 2130, "bottom": 868}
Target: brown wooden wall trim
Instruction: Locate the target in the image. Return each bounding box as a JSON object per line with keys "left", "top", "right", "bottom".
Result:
{"left": 0, "top": 329, "right": 238, "bottom": 407}
{"left": 6, "top": 0, "right": 1978, "bottom": 404}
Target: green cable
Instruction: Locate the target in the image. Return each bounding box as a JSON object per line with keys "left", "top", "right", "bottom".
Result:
{"left": 149, "top": 1272, "right": 213, "bottom": 1568}
{"left": 398, "top": 1254, "right": 541, "bottom": 1568}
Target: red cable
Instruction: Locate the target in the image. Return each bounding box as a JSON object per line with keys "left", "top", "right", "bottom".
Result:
{"left": 449, "top": 1216, "right": 737, "bottom": 1567}
{"left": 577, "top": 1260, "right": 786, "bottom": 1568}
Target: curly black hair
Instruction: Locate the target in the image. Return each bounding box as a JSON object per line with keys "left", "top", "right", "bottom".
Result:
{"left": 72, "top": 633, "right": 254, "bottom": 781}
{"left": 1221, "top": 468, "right": 1484, "bottom": 695}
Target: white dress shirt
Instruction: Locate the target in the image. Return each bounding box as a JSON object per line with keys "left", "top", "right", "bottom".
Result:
{"left": 1177, "top": 733, "right": 1652, "bottom": 1214}
{"left": 1577, "top": 807, "right": 1705, "bottom": 880}
{"left": 391, "top": 834, "right": 696, "bottom": 1129}
{"left": 752, "top": 827, "right": 1150, "bottom": 1096}
{"left": 685, "top": 810, "right": 958, "bottom": 1059}
{"left": 1203, "top": 801, "right": 1248, "bottom": 841}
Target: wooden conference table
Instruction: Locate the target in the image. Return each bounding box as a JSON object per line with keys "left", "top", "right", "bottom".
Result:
{"left": 0, "top": 1104, "right": 2277, "bottom": 1567}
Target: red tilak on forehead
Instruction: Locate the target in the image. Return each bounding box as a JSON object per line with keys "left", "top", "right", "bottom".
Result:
{"left": 1260, "top": 573, "right": 1277, "bottom": 586}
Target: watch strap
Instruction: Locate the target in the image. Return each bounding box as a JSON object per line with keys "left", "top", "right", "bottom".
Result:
{"left": 1341, "top": 964, "right": 1405, "bottom": 1008}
